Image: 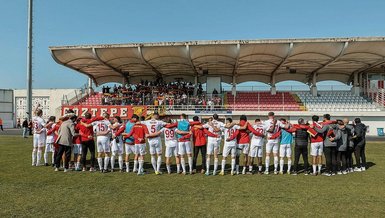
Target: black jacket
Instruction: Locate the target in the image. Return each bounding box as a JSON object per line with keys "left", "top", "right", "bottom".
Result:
{"left": 295, "top": 128, "right": 309, "bottom": 147}
{"left": 22, "top": 120, "right": 29, "bottom": 128}
{"left": 354, "top": 123, "right": 366, "bottom": 147}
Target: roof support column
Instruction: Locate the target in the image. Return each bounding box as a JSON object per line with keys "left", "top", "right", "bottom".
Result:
{"left": 88, "top": 77, "right": 93, "bottom": 94}
{"left": 270, "top": 74, "right": 276, "bottom": 95}
{"left": 232, "top": 75, "right": 237, "bottom": 96}
{"left": 194, "top": 75, "right": 198, "bottom": 96}
{"left": 310, "top": 72, "right": 317, "bottom": 96}
{"left": 351, "top": 72, "right": 361, "bottom": 96}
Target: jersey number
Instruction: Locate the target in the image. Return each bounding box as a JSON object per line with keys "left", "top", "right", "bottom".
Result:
{"left": 165, "top": 129, "right": 175, "bottom": 139}
{"left": 98, "top": 123, "right": 106, "bottom": 131}
{"left": 151, "top": 125, "right": 156, "bottom": 133}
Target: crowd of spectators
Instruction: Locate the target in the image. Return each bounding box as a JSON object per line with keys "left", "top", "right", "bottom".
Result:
{"left": 100, "top": 79, "right": 222, "bottom": 110}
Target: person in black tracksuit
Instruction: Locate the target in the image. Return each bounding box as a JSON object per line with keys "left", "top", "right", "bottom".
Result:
{"left": 353, "top": 118, "right": 367, "bottom": 171}
{"left": 293, "top": 118, "right": 310, "bottom": 175}
{"left": 343, "top": 118, "right": 355, "bottom": 172}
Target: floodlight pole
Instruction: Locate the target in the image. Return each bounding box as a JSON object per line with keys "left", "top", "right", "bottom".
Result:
{"left": 26, "top": 0, "right": 33, "bottom": 119}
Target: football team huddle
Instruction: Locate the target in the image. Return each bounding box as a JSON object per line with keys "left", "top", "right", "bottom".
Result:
{"left": 30, "top": 108, "right": 368, "bottom": 176}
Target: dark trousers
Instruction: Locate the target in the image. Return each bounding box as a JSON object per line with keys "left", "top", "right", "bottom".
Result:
{"left": 346, "top": 147, "right": 354, "bottom": 169}
{"left": 55, "top": 144, "right": 72, "bottom": 169}
{"left": 324, "top": 146, "right": 337, "bottom": 173}
{"left": 0, "top": 125, "right": 3, "bottom": 131}
{"left": 81, "top": 140, "right": 96, "bottom": 168}
{"left": 354, "top": 145, "right": 366, "bottom": 168}
{"left": 293, "top": 146, "right": 309, "bottom": 172}
{"left": 337, "top": 151, "right": 347, "bottom": 171}
{"left": 193, "top": 145, "right": 207, "bottom": 170}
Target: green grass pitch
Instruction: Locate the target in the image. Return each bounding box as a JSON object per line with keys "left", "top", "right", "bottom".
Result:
{"left": 1, "top": 136, "right": 384, "bottom": 217}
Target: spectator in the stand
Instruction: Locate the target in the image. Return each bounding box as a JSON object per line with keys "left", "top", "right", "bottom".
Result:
{"left": 213, "top": 88, "right": 218, "bottom": 95}
{"left": 0, "top": 117, "right": 3, "bottom": 131}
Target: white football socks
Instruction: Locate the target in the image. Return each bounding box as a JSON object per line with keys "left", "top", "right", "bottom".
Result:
{"left": 287, "top": 160, "right": 292, "bottom": 172}
{"left": 151, "top": 156, "right": 157, "bottom": 171}
{"left": 44, "top": 151, "right": 48, "bottom": 164}
{"left": 318, "top": 164, "right": 322, "bottom": 173}
{"left": 133, "top": 160, "right": 138, "bottom": 172}
{"left": 313, "top": 165, "right": 317, "bottom": 174}
{"left": 104, "top": 157, "right": 110, "bottom": 170}
{"left": 188, "top": 157, "right": 193, "bottom": 173}
{"left": 274, "top": 156, "right": 278, "bottom": 171}
{"left": 157, "top": 156, "right": 162, "bottom": 172}
{"left": 265, "top": 156, "right": 270, "bottom": 171}
{"left": 138, "top": 159, "right": 144, "bottom": 174}
{"left": 36, "top": 150, "right": 42, "bottom": 166}
{"left": 110, "top": 155, "right": 116, "bottom": 170}
{"left": 118, "top": 155, "right": 123, "bottom": 170}
{"left": 206, "top": 158, "right": 211, "bottom": 172}
{"left": 176, "top": 163, "right": 181, "bottom": 173}
{"left": 180, "top": 158, "right": 186, "bottom": 173}
{"left": 213, "top": 158, "right": 218, "bottom": 173}
{"left": 125, "top": 162, "right": 130, "bottom": 172}
{"left": 221, "top": 159, "right": 226, "bottom": 172}
{"left": 231, "top": 159, "right": 236, "bottom": 172}
{"left": 279, "top": 158, "right": 284, "bottom": 172}
{"left": 32, "top": 148, "right": 37, "bottom": 165}
{"left": 166, "top": 164, "right": 171, "bottom": 174}
{"left": 97, "top": 158, "right": 103, "bottom": 170}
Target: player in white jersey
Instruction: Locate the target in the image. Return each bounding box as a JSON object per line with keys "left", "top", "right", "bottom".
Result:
{"left": 220, "top": 118, "right": 239, "bottom": 176}
{"left": 248, "top": 119, "right": 265, "bottom": 174}
{"left": 109, "top": 116, "right": 125, "bottom": 172}
{"left": 142, "top": 113, "right": 166, "bottom": 174}
{"left": 203, "top": 114, "right": 225, "bottom": 175}
{"left": 263, "top": 112, "right": 288, "bottom": 175}
{"left": 44, "top": 116, "right": 56, "bottom": 166}
{"left": 32, "top": 109, "right": 47, "bottom": 166}
{"left": 83, "top": 113, "right": 111, "bottom": 173}
{"left": 158, "top": 118, "right": 190, "bottom": 174}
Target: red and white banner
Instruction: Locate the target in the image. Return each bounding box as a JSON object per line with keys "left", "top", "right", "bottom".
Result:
{"left": 61, "top": 105, "right": 147, "bottom": 119}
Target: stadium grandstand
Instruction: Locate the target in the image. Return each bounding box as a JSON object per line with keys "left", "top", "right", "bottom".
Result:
{"left": 50, "top": 37, "right": 385, "bottom": 135}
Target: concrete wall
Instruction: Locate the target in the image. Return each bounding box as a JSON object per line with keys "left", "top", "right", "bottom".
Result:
{"left": 0, "top": 89, "right": 14, "bottom": 128}
{"left": 13, "top": 89, "right": 78, "bottom": 124}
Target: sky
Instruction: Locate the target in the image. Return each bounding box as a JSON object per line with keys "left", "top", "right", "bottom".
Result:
{"left": 1, "top": 0, "right": 385, "bottom": 90}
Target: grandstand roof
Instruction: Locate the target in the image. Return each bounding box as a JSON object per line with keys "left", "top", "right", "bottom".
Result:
{"left": 50, "top": 37, "right": 385, "bottom": 86}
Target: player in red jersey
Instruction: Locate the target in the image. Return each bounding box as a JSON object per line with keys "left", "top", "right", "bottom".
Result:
{"left": 123, "top": 114, "right": 160, "bottom": 175}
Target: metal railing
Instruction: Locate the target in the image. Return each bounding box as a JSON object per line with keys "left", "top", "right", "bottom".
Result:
{"left": 61, "top": 83, "right": 91, "bottom": 105}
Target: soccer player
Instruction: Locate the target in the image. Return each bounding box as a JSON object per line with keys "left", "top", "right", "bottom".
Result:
{"left": 32, "top": 109, "right": 47, "bottom": 166}
{"left": 142, "top": 113, "right": 166, "bottom": 174}
{"left": 335, "top": 120, "right": 349, "bottom": 175}
{"left": 248, "top": 119, "right": 265, "bottom": 174}
{"left": 109, "top": 116, "right": 125, "bottom": 172}
{"left": 123, "top": 114, "right": 152, "bottom": 175}
{"left": 159, "top": 118, "right": 189, "bottom": 174}
{"left": 203, "top": 115, "right": 224, "bottom": 175}
{"left": 183, "top": 116, "right": 218, "bottom": 175}
{"left": 220, "top": 118, "right": 239, "bottom": 176}
{"left": 308, "top": 115, "right": 324, "bottom": 175}
{"left": 44, "top": 116, "right": 56, "bottom": 166}
{"left": 176, "top": 114, "right": 193, "bottom": 175}
{"left": 78, "top": 113, "right": 103, "bottom": 172}
{"left": 113, "top": 115, "right": 136, "bottom": 172}
{"left": 72, "top": 117, "right": 82, "bottom": 171}
{"left": 262, "top": 112, "right": 289, "bottom": 174}
{"left": 274, "top": 118, "right": 294, "bottom": 175}
{"left": 313, "top": 114, "right": 339, "bottom": 176}
{"left": 82, "top": 113, "right": 111, "bottom": 173}
{"left": 343, "top": 118, "right": 355, "bottom": 173}
{"left": 292, "top": 118, "right": 310, "bottom": 175}
{"left": 353, "top": 118, "right": 367, "bottom": 172}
